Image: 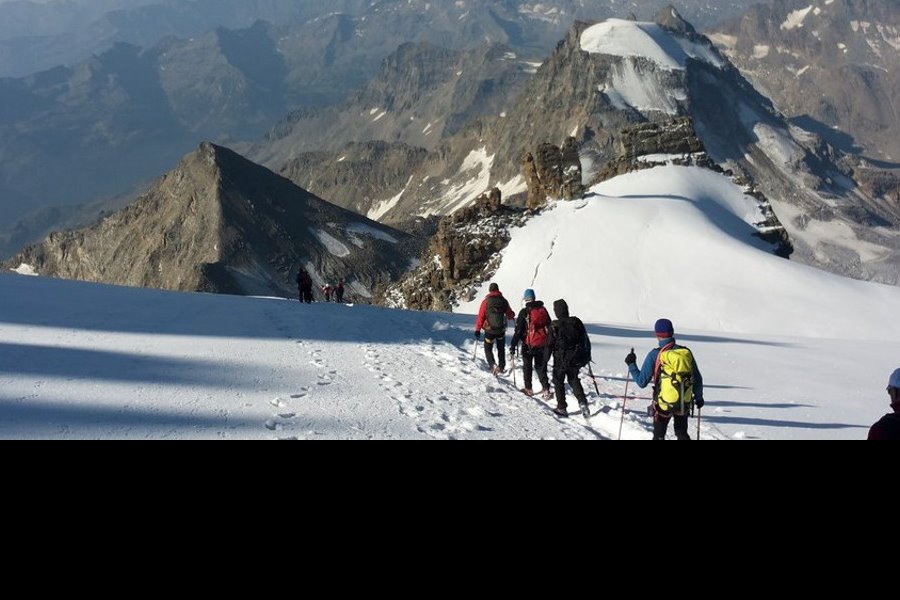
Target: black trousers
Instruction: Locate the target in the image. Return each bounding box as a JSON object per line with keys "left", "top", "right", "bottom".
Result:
{"left": 553, "top": 365, "right": 587, "bottom": 410}
{"left": 522, "top": 349, "right": 549, "bottom": 391}
{"left": 484, "top": 334, "right": 507, "bottom": 370}
{"left": 652, "top": 406, "right": 690, "bottom": 440}
{"left": 299, "top": 287, "right": 313, "bottom": 304}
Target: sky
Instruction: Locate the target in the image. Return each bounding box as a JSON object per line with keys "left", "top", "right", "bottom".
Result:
{"left": 4, "top": 163, "right": 896, "bottom": 440}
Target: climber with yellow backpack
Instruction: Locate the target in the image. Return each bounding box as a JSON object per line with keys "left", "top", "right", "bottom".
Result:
{"left": 624, "top": 318, "right": 704, "bottom": 440}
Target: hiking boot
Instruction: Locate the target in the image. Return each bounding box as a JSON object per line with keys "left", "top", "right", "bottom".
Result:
{"left": 542, "top": 389, "right": 551, "bottom": 401}
{"left": 522, "top": 388, "right": 534, "bottom": 396}
{"left": 552, "top": 406, "right": 569, "bottom": 418}
{"left": 579, "top": 402, "right": 591, "bottom": 419}
{"left": 491, "top": 365, "right": 501, "bottom": 375}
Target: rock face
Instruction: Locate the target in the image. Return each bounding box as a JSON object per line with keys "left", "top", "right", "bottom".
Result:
{"left": 709, "top": 0, "right": 900, "bottom": 164}
{"left": 278, "top": 141, "right": 430, "bottom": 220}
{"left": 523, "top": 138, "right": 585, "bottom": 210}
{"left": 590, "top": 117, "right": 706, "bottom": 183}
{"left": 3, "top": 143, "right": 420, "bottom": 301}
{"left": 258, "top": 42, "right": 533, "bottom": 158}
{"left": 254, "top": 41, "right": 536, "bottom": 221}
{"left": 379, "top": 187, "right": 528, "bottom": 311}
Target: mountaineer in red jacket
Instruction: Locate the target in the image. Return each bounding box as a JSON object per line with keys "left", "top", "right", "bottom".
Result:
{"left": 474, "top": 283, "right": 516, "bottom": 375}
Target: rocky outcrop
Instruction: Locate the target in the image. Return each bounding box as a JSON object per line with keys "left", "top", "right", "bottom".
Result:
{"left": 588, "top": 117, "right": 793, "bottom": 257}
{"left": 523, "top": 137, "right": 586, "bottom": 210}
{"left": 853, "top": 165, "right": 900, "bottom": 211}
{"left": 654, "top": 5, "right": 697, "bottom": 36}
{"left": 591, "top": 117, "right": 707, "bottom": 184}
{"left": 379, "top": 187, "right": 527, "bottom": 311}
{"left": 278, "top": 141, "right": 430, "bottom": 221}
{"left": 3, "top": 142, "right": 421, "bottom": 301}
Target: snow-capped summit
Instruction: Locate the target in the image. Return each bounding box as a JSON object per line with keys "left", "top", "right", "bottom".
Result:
{"left": 579, "top": 18, "right": 724, "bottom": 70}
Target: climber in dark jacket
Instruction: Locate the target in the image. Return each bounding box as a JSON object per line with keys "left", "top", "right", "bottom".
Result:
{"left": 544, "top": 299, "right": 590, "bottom": 419}
{"left": 868, "top": 368, "right": 900, "bottom": 440}
{"left": 296, "top": 268, "right": 313, "bottom": 304}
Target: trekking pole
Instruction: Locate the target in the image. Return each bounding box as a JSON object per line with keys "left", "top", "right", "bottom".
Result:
{"left": 618, "top": 348, "right": 634, "bottom": 441}
{"left": 512, "top": 353, "right": 517, "bottom": 388}
{"left": 587, "top": 362, "right": 601, "bottom": 397}
{"left": 618, "top": 373, "right": 631, "bottom": 441}
{"left": 696, "top": 407, "right": 702, "bottom": 441}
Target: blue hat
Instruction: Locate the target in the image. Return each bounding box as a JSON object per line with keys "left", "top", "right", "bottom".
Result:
{"left": 890, "top": 368, "right": 900, "bottom": 389}
{"left": 654, "top": 318, "right": 674, "bottom": 337}
{"left": 523, "top": 289, "right": 536, "bottom": 301}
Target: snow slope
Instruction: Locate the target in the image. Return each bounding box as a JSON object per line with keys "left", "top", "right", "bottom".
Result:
{"left": 0, "top": 272, "right": 892, "bottom": 440}
{"left": 459, "top": 166, "right": 900, "bottom": 340}
{"left": 2, "top": 166, "right": 896, "bottom": 440}
{"left": 1, "top": 273, "right": 682, "bottom": 440}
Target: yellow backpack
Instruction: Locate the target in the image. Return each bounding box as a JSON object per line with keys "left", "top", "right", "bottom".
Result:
{"left": 654, "top": 344, "right": 694, "bottom": 415}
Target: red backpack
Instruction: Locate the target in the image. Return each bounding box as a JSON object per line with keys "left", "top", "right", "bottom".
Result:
{"left": 525, "top": 305, "right": 551, "bottom": 348}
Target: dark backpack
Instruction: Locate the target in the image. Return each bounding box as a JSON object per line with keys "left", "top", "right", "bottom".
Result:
{"left": 554, "top": 317, "right": 591, "bottom": 368}
{"left": 485, "top": 295, "right": 509, "bottom": 332}
{"left": 525, "top": 305, "right": 551, "bottom": 348}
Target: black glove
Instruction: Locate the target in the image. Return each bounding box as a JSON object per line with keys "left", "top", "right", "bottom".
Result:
{"left": 625, "top": 349, "right": 637, "bottom": 366}
{"left": 475, "top": 331, "right": 481, "bottom": 341}
{"left": 695, "top": 397, "right": 705, "bottom": 409}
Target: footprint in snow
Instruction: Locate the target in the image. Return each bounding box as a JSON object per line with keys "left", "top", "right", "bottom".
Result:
{"left": 264, "top": 420, "right": 283, "bottom": 432}
{"left": 270, "top": 398, "right": 288, "bottom": 408}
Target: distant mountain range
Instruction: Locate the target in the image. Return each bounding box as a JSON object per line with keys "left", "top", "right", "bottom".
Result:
{"left": 2, "top": 0, "right": 898, "bottom": 293}
{"left": 0, "top": 1, "right": 762, "bottom": 77}
{"left": 710, "top": 0, "right": 900, "bottom": 165}
{"left": 0, "top": 0, "right": 759, "bottom": 244}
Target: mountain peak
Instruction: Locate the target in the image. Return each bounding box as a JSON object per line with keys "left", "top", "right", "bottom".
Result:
{"left": 654, "top": 4, "right": 697, "bottom": 36}
{"left": 5, "top": 144, "right": 419, "bottom": 299}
